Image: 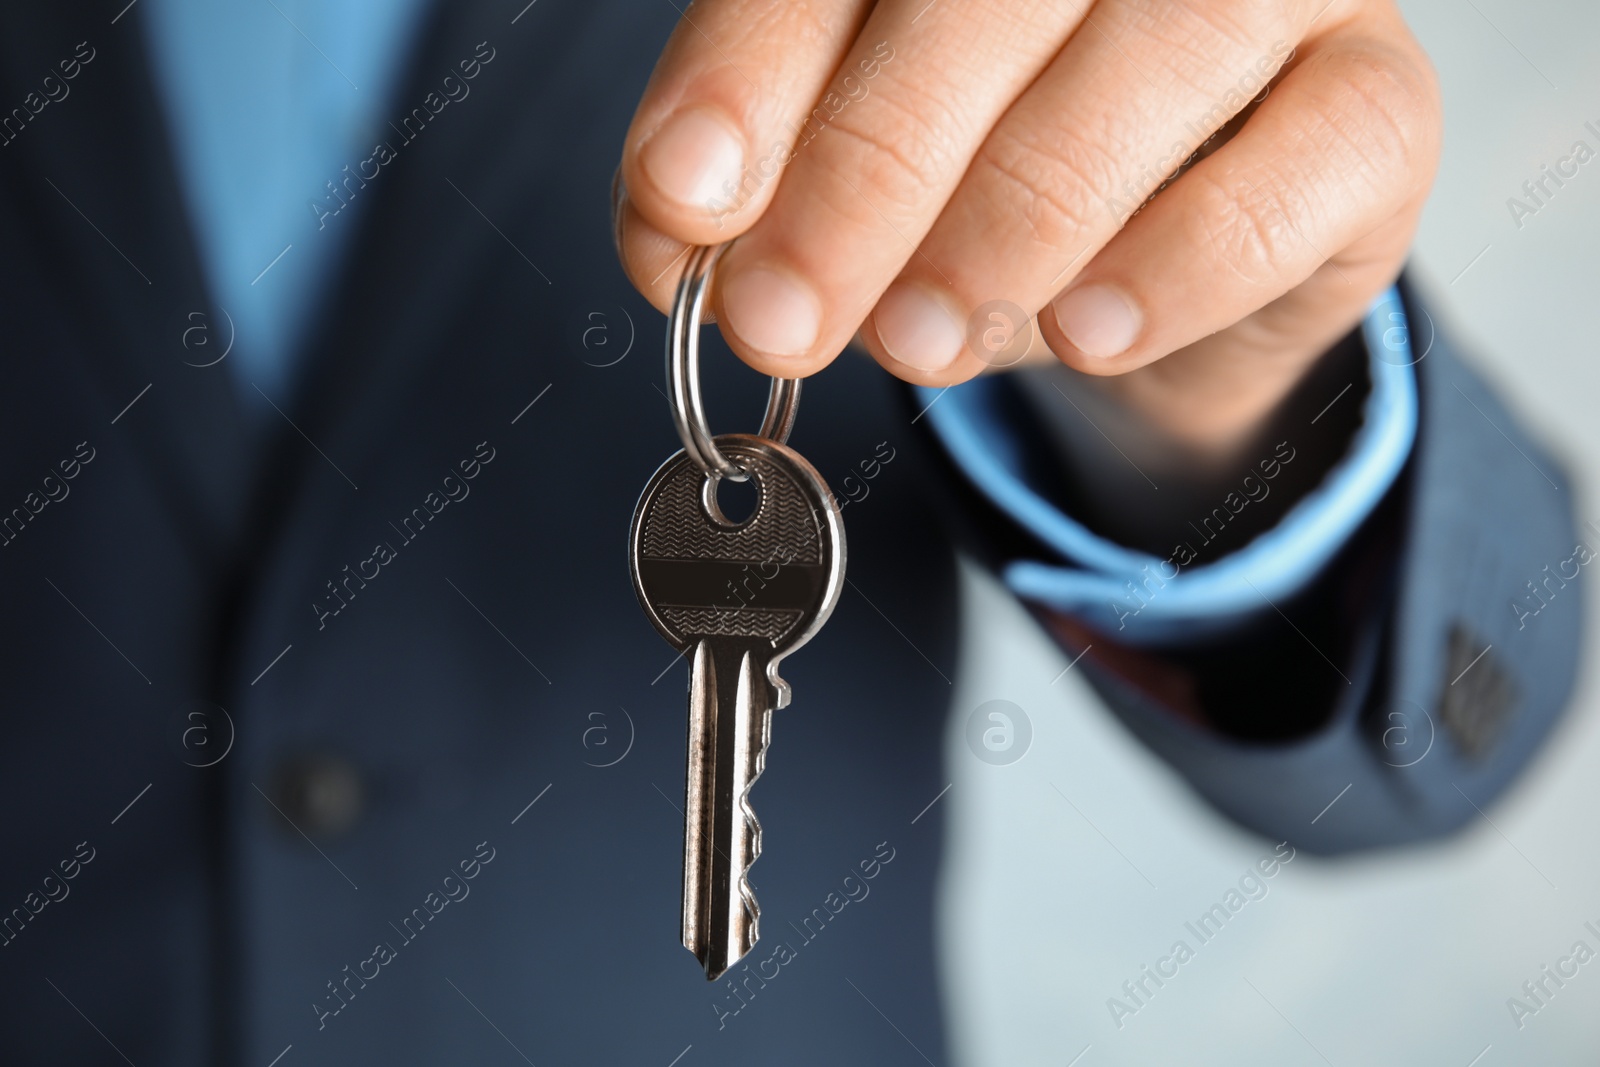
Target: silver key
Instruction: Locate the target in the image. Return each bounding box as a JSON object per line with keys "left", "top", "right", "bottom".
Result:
{"left": 630, "top": 432, "right": 845, "bottom": 979}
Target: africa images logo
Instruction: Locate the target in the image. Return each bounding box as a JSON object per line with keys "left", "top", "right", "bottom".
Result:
{"left": 965, "top": 699, "right": 1033, "bottom": 766}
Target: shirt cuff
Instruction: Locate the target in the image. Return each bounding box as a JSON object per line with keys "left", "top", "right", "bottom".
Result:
{"left": 916, "top": 286, "right": 1419, "bottom": 645}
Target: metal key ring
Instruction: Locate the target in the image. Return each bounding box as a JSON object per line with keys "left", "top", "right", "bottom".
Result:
{"left": 668, "top": 242, "right": 800, "bottom": 482}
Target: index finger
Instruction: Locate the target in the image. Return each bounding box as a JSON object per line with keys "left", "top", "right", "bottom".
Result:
{"left": 620, "top": 0, "right": 872, "bottom": 247}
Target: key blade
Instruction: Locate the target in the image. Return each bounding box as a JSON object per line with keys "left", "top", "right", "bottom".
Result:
{"left": 683, "top": 639, "right": 772, "bottom": 980}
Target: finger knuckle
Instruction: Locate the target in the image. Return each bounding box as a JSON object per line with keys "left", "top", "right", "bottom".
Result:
{"left": 1298, "top": 46, "right": 1442, "bottom": 192}
{"left": 1189, "top": 172, "right": 1304, "bottom": 285}
{"left": 972, "top": 125, "right": 1111, "bottom": 252}
{"left": 823, "top": 92, "right": 959, "bottom": 216}
{"left": 1137, "top": 0, "right": 1294, "bottom": 59}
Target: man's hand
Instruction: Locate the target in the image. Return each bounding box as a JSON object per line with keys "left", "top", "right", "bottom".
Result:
{"left": 615, "top": 0, "right": 1439, "bottom": 453}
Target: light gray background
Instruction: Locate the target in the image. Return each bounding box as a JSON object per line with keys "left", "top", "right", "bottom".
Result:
{"left": 939, "top": 1, "right": 1599, "bottom": 1063}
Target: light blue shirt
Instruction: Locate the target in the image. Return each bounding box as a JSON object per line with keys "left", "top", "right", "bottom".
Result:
{"left": 142, "top": 0, "right": 1418, "bottom": 626}
{"left": 141, "top": 0, "right": 432, "bottom": 405}
{"left": 919, "top": 294, "right": 1418, "bottom": 642}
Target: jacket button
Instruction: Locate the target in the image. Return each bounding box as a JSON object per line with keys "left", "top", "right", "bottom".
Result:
{"left": 267, "top": 752, "right": 364, "bottom": 840}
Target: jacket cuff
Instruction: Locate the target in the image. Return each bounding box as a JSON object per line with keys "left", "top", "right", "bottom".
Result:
{"left": 914, "top": 287, "right": 1418, "bottom": 645}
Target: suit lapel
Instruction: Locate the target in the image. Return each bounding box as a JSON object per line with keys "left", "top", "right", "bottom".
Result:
{"left": 0, "top": 1, "right": 253, "bottom": 559}
{"left": 282, "top": 0, "right": 629, "bottom": 482}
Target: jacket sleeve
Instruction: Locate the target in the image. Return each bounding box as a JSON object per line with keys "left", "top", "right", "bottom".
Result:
{"left": 913, "top": 277, "right": 1584, "bottom": 853}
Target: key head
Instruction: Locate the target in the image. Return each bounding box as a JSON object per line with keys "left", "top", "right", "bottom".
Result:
{"left": 630, "top": 434, "right": 846, "bottom": 688}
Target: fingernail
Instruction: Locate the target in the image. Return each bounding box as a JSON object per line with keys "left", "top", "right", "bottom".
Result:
{"left": 1051, "top": 283, "right": 1141, "bottom": 359}
{"left": 721, "top": 266, "right": 822, "bottom": 359}
{"left": 639, "top": 107, "right": 746, "bottom": 213}
{"left": 871, "top": 282, "right": 964, "bottom": 372}
{"left": 610, "top": 166, "right": 626, "bottom": 255}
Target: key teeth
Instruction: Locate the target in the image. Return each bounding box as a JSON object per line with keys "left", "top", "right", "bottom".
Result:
{"left": 769, "top": 668, "right": 792, "bottom": 711}
{"left": 737, "top": 765, "right": 765, "bottom": 944}
{"left": 702, "top": 793, "right": 761, "bottom": 982}
{"left": 722, "top": 691, "right": 771, "bottom": 980}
